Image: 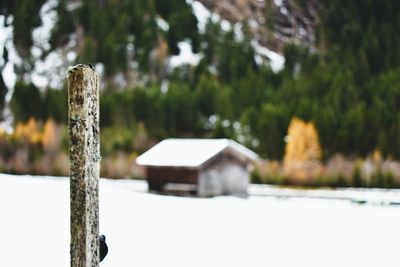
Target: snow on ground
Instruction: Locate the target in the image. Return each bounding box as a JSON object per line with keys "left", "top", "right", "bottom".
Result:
{"left": 250, "top": 184, "right": 400, "bottom": 205}
{"left": 0, "top": 173, "right": 399, "bottom": 267}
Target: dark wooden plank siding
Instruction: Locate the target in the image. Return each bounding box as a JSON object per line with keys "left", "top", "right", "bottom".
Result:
{"left": 147, "top": 167, "right": 199, "bottom": 192}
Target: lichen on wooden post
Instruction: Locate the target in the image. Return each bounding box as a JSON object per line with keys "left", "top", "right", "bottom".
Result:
{"left": 67, "top": 64, "right": 100, "bottom": 267}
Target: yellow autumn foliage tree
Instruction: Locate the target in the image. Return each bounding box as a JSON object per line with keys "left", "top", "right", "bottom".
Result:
{"left": 0, "top": 126, "right": 6, "bottom": 140}
{"left": 42, "top": 118, "right": 60, "bottom": 152}
{"left": 372, "top": 149, "right": 382, "bottom": 164}
{"left": 283, "top": 117, "right": 322, "bottom": 181}
{"left": 14, "top": 117, "right": 42, "bottom": 144}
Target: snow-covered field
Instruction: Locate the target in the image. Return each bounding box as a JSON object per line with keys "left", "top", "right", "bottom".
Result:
{"left": 0, "top": 173, "right": 399, "bottom": 267}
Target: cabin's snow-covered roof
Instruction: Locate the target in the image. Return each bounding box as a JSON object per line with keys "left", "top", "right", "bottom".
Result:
{"left": 136, "top": 138, "right": 258, "bottom": 167}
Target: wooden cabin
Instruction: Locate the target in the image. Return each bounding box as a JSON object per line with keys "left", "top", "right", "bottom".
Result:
{"left": 136, "top": 138, "right": 258, "bottom": 197}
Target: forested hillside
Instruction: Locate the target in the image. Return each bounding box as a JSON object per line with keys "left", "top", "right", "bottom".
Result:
{"left": 1, "top": 0, "right": 400, "bottom": 164}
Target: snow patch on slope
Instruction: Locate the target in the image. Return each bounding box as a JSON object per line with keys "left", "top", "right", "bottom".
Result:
{"left": 156, "top": 16, "right": 169, "bottom": 31}
{"left": 251, "top": 40, "right": 285, "bottom": 72}
{"left": 0, "top": 16, "right": 20, "bottom": 91}
{"left": 32, "top": 0, "right": 58, "bottom": 51}
{"left": 189, "top": 1, "right": 284, "bottom": 72}
{"left": 169, "top": 42, "right": 201, "bottom": 68}
{"left": 0, "top": 0, "right": 66, "bottom": 90}
{"left": 190, "top": 0, "right": 232, "bottom": 33}
{"left": 31, "top": 0, "right": 67, "bottom": 89}
{"left": 190, "top": 1, "right": 212, "bottom": 33}
{"left": 0, "top": 15, "right": 21, "bottom": 131}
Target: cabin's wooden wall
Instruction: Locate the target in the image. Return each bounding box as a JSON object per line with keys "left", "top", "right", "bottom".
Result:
{"left": 147, "top": 167, "right": 198, "bottom": 192}
{"left": 146, "top": 152, "right": 249, "bottom": 196}
{"left": 198, "top": 153, "right": 249, "bottom": 197}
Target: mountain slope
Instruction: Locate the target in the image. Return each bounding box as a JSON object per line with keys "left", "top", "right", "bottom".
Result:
{"left": 197, "top": 0, "right": 318, "bottom": 51}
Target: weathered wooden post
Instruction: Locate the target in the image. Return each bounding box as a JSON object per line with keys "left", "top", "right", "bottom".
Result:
{"left": 67, "top": 64, "right": 100, "bottom": 267}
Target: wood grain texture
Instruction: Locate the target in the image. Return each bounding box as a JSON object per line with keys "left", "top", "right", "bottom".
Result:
{"left": 67, "top": 64, "right": 100, "bottom": 267}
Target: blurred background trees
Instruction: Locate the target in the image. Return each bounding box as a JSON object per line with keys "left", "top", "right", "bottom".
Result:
{"left": 1, "top": 0, "right": 400, "bottom": 185}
